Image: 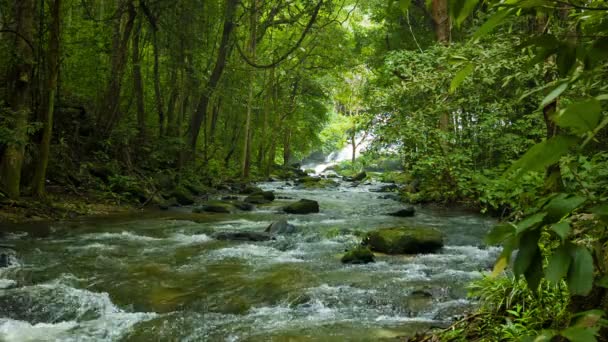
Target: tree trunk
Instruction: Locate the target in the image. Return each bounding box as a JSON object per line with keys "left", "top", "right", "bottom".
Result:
{"left": 33, "top": 0, "right": 62, "bottom": 197}
{"left": 241, "top": 0, "right": 259, "bottom": 179}
{"left": 0, "top": 0, "right": 36, "bottom": 198}
{"left": 283, "top": 128, "right": 291, "bottom": 167}
{"left": 96, "top": 1, "right": 136, "bottom": 138}
{"left": 132, "top": 16, "right": 146, "bottom": 141}
{"left": 187, "top": 0, "right": 237, "bottom": 156}
{"left": 151, "top": 29, "right": 164, "bottom": 136}
{"left": 431, "top": 0, "right": 450, "bottom": 44}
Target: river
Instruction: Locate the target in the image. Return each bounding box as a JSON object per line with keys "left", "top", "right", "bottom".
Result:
{"left": 0, "top": 179, "right": 498, "bottom": 341}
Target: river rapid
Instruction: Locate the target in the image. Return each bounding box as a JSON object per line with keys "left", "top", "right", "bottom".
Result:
{"left": 0, "top": 179, "right": 498, "bottom": 341}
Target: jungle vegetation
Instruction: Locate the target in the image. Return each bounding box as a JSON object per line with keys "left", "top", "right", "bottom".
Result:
{"left": 1, "top": 0, "right": 608, "bottom": 340}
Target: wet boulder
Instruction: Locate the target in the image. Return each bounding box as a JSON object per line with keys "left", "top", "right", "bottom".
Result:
{"left": 377, "top": 194, "right": 400, "bottom": 201}
{"left": 193, "top": 201, "right": 233, "bottom": 214}
{"left": 265, "top": 219, "right": 297, "bottom": 235}
{"left": 212, "top": 231, "right": 272, "bottom": 242}
{"left": 387, "top": 207, "right": 415, "bottom": 217}
{"left": 170, "top": 187, "right": 195, "bottom": 205}
{"left": 362, "top": 227, "right": 444, "bottom": 254}
{"left": 0, "top": 253, "right": 9, "bottom": 268}
{"left": 283, "top": 199, "right": 319, "bottom": 214}
{"left": 370, "top": 184, "right": 399, "bottom": 193}
{"left": 232, "top": 201, "right": 255, "bottom": 211}
{"left": 341, "top": 246, "right": 375, "bottom": 264}
{"left": 344, "top": 171, "right": 367, "bottom": 182}
{"left": 221, "top": 195, "right": 239, "bottom": 201}
{"left": 240, "top": 185, "right": 264, "bottom": 195}
{"left": 299, "top": 179, "right": 339, "bottom": 189}
{"left": 245, "top": 194, "right": 270, "bottom": 204}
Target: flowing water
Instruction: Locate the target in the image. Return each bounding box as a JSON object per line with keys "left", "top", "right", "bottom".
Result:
{"left": 0, "top": 180, "right": 498, "bottom": 341}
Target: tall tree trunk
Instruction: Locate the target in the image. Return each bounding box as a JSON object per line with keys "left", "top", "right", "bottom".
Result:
{"left": 151, "top": 27, "right": 164, "bottom": 136}
{"left": 0, "top": 0, "right": 36, "bottom": 198}
{"left": 33, "top": 0, "right": 62, "bottom": 197}
{"left": 431, "top": 0, "right": 450, "bottom": 44}
{"left": 283, "top": 128, "right": 291, "bottom": 167}
{"left": 132, "top": 16, "right": 146, "bottom": 141}
{"left": 241, "top": 0, "right": 259, "bottom": 179}
{"left": 96, "top": 1, "right": 136, "bottom": 138}
{"left": 187, "top": 0, "right": 237, "bottom": 156}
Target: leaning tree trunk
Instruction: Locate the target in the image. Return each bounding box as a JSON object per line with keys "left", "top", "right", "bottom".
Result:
{"left": 187, "top": 0, "right": 237, "bottom": 157}
{"left": 33, "top": 0, "right": 62, "bottom": 197}
{"left": 0, "top": 0, "right": 36, "bottom": 198}
{"left": 241, "top": 0, "right": 259, "bottom": 179}
{"left": 132, "top": 16, "right": 146, "bottom": 142}
{"left": 96, "top": 1, "right": 136, "bottom": 138}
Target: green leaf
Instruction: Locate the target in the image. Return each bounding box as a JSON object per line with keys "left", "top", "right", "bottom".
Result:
{"left": 492, "top": 236, "right": 517, "bottom": 277}
{"left": 567, "top": 246, "right": 594, "bottom": 296}
{"left": 399, "top": 0, "right": 412, "bottom": 13}
{"left": 596, "top": 275, "right": 608, "bottom": 288}
{"left": 505, "top": 136, "right": 578, "bottom": 177}
{"left": 546, "top": 245, "right": 572, "bottom": 283}
{"left": 572, "top": 310, "right": 604, "bottom": 328}
{"left": 590, "top": 204, "right": 608, "bottom": 223}
{"left": 450, "top": 63, "right": 474, "bottom": 93}
{"left": 557, "top": 43, "right": 577, "bottom": 77}
{"left": 450, "top": 0, "right": 480, "bottom": 28}
{"left": 555, "top": 99, "right": 602, "bottom": 135}
{"left": 531, "top": 330, "right": 558, "bottom": 342}
{"left": 486, "top": 223, "right": 515, "bottom": 245}
{"left": 514, "top": 229, "right": 540, "bottom": 278}
{"left": 541, "top": 82, "right": 569, "bottom": 108}
{"left": 551, "top": 221, "right": 571, "bottom": 240}
{"left": 516, "top": 212, "right": 547, "bottom": 234}
{"left": 561, "top": 326, "right": 598, "bottom": 342}
{"left": 543, "top": 193, "right": 586, "bottom": 223}
{"left": 525, "top": 251, "right": 544, "bottom": 291}
{"left": 472, "top": 9, "right": 514, "bottom": 41}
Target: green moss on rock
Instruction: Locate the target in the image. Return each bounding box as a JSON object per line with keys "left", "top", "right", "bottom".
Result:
{"left": 341, "top": 246, "right": 375, "bottom": 264}
{"left": 283, "top": 199, "right": 319, "bottom": 214}
{"left": 363, "top": 227, "right": 444, "bottom": 254}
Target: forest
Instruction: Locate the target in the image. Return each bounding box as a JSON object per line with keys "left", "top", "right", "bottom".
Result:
{"left": 1, "top": 0, "right": 608, "bottom": 341}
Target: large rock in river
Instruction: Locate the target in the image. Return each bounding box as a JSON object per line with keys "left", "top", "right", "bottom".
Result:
{"left": 193, "top": 201, "right": 233, "bottom": 213}
{"left": 387, "top": 207, "right": 415, "bottom": 217}
{"left": 212, "top": 231, "right": 273, "bottom": 242}
{"left": 362, "top": 227, "right": 443, "bottom": 254}
{"left": 341, "top": 246, "right": 375, "bottom": 264}
{"left": 283, "top": 199, "right": 319, "bottom": 214}
{"left": 265, "top": 219, "right": 297, "bottom": 235}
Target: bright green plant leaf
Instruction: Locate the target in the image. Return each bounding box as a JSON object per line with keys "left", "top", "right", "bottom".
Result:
{"left": 596, "top": 275, "right": 608, "bottom": 288}
{"left": 543, "top": 193, "right": 586, "bottom": 223}
{"left": 551, "top": 221, "right": 571, "bottom": 240}
{"left": 516, "top": 212, "right": 547, "bottom": 233}
{"left": 546, "top": 245, "right": 572, "bottom": 283}
{"left": 505, "top": 136, "right": 578, "bottom": 177}
{"left": 561, "top": 326, "right": 598, "bottom": 342}
{"left": 590, "top": 204, "right": 608, "bottom": 223}
{"left": 514, "top": 229, "right": 540, "bottom": 278}
{"left": 399, "top": 0, "right": 411, "bottom": 13}
{"left": 472, "top": 9, "right": 514, "bottom": 41}
{"left": 450, "top": 63, "right": 474, "bottom": 93}
{"left": 555, "top": 99, "right": 602, "bottom": 135}
{"left": 567, "top": 246, "right": 594, "bottom": 296}
{"left": 486, "top": 223, "right": 515, "bottom": 245}
{"left": 572, "top": 310, "right": 604, "bottom": 328}
{"left": 541, "top": 82, "right": 569, "bottom": 108}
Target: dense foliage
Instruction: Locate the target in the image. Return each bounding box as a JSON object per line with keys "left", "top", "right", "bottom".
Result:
{"left": 2, "top": 0, "right": 608, "bottom": 340}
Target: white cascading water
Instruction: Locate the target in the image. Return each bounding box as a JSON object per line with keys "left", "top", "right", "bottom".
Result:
{"left": 302, "top": 134, "right": 374, "bottom": 174}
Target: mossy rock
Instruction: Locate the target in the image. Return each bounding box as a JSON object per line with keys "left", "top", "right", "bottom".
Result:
{"left": 193, "top": 200, "right": 233, "bottom": 213}
{"left": 283, "top": 199, "right": 319, "bottom": 214}
{"left": 232, "top": 200, "right": 255, "bottom": 211}
{"left": 387, "top": 207, "right": 415, "bottom": 217}
{"left": 240, "top": 185, "right": 264, "bottom": 194}
{"left": 341, "top": 246, "right": 375, "bottom": 264}
{"left": 363, "top": 227, "right": 444, "bottom": 254}
{"left": 170, "top": 187, "right": 195, "bottom": 205}
{"left": 245, "top": 194, "right": 270, "bottom": 204}
{"left": 300, "top": 179, "right": 339, "bottom": 189}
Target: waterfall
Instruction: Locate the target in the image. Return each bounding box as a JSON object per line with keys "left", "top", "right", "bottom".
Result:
{"left": 302, "top": 134, "right": 373, "bottom": 174}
